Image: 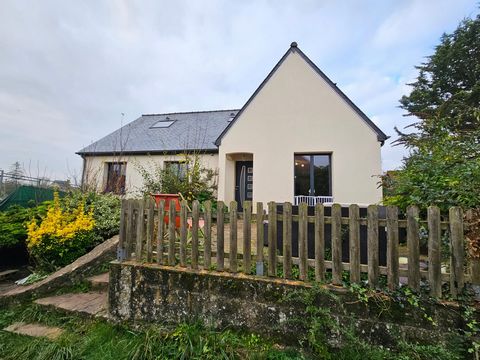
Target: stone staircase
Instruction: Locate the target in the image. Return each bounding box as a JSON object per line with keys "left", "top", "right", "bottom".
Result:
{"left": 33, "top": 272, "right": 109, "bottom": 318}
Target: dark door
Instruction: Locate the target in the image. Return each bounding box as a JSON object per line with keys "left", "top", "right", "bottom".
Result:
{"left": 235, "top": 161, "right": 253, "bottom": 211}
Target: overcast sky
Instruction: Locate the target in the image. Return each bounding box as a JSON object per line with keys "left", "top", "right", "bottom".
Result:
{"left": 0, "top": 0, "right": 477, "bottom": 182}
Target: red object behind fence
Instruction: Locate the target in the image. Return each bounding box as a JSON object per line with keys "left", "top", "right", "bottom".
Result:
{"left": 150, "top": 193, "right": 181, "bottom": 228}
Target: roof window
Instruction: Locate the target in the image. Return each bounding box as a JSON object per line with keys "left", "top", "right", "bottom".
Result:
{"left": 151, "top": 119, "right": 176, "bottom": 128}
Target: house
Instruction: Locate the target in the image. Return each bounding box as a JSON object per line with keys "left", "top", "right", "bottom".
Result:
{"left": 77, "top": 42, "right": 388, "bottom": 207}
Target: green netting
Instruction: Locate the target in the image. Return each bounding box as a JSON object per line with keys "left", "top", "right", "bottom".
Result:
{"left": 0, "top": 185, "right": 64, "bottom": 211}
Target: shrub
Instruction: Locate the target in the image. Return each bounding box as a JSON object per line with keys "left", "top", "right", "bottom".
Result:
{"left": 27, "top": 192, "right": 96, "bottom": 271}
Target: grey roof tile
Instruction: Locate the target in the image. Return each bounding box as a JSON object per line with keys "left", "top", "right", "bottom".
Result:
{"left": 77, "top": 109, "right": 238, "bottom": 155}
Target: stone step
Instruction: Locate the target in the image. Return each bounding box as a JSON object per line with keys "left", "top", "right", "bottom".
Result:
{"left": 0, "top": 269, "right": 19, "bottom": 281}
{"left": 3, "top": 322, "right": 63, "bottom": 339}
{"left": 88, "top": 272, "right": 109, "bottom": 291}
{"left": 34, "top": 291, "right": 108, "bottom": 318}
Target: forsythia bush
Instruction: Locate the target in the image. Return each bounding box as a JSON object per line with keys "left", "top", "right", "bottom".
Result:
{"left": 27, "top": 192, "right": 96, "bottom": 270}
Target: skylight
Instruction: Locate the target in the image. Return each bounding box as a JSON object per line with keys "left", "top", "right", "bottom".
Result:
{"left": 151, "top": 120, "right": 175, "bottom": 128}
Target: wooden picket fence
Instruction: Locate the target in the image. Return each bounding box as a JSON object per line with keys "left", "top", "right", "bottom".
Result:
{"left": 117, "top": 199, "right": 479, "bottom": 298}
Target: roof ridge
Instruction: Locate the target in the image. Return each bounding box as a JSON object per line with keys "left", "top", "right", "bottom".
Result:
{"left": 142, "top": 109, "right": 240, "bottom": 117}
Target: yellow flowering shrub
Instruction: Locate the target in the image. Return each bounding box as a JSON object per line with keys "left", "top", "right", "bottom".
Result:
{"left": 27, "top": 192, "right": 96, "bottom": 270}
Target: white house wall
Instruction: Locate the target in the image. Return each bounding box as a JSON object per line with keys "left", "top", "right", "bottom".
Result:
{"left": 82, "top": 153, "right": 219, "bottom": 197}
{"left": 218, "top": 50, "right": 383, "bottom": 206}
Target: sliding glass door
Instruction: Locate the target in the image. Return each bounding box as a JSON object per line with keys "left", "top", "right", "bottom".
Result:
{"left": 294, "top": 154, "right": 331, "bottom": 196}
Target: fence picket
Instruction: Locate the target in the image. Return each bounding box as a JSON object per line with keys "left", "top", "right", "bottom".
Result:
{"left": 229, "top": 201, "right": 238, "bottom": 273}
{"left": 204, "top": 200, "right": 212, "bottom": 269}
{"left": 315, "top": 203, "right": 325, "bottom": 282}
{"left": 349, "top": 204, "right": 360, "bottom": 284}
{"left": 283, "top": 202, "right": 293, "bottom": 279}
{"left": 243, "top": 201, "right": 252, "bottom": 274}
{"left": 191, "top": 200, "right": 200, "bottom": 270}
{"left": 156, "top": 200, "right": 165, "bottom": 264}
{"left": 332, "top": 204, "right": 342, "bottom": 285}
{"left": 168, "top": 200, "right": 176, "bottom": 266}
{"left": 135, "top": 200, "right": 145, "bottom": 262}
{"left": 367, "top": 205, "right": 379, "bottom": 288}
{"left": 118, "top": 199, "right": 127, "bottom": 261}
{"left": 298, "top": 202, "right": 308, "bottom": 281}
{"left": 146, "top": 199, "right": 154, "bottom": 263}
{"left": 386, "top": 206, "right": 399, "bottom": 290}
{"left": 268, "top": 201, "right": 278, "bottom": 277}
{"left": 179, "top": 200, "right": 187, "bottom": 267}
{"left": 428, "top": 206, "right": 442, "bottom": 297}
{"left": 125, "top": 200, "right": 135, "bottom": 260}
{"left": 256, "top": 202, "right": 264, "bottom": 275}
{"left": 407, "top": 205, "right": 420, "bottom": 291}
{"left": 217, "top": 201, "right": 225, "bottom": 271}
{"left": 449, "top": 207, "right": 465, "bottom": 298}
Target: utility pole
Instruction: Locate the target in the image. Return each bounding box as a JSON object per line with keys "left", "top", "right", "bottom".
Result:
{"left": 0, "top": 169, "right": 4, "bottom": 198}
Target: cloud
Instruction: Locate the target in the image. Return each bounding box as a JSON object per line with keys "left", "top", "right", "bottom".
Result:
{"left": 0, "top": 0, "right": 477, "bottom": 180}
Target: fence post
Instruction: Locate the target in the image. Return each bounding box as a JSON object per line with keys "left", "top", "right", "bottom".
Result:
{"left": 179, "top": 200, "right": 188, "bottom": 267}
{"left": 407, "top": 205, "right": 420, "bottom": 291}
{"left": 332, "top": 204, "right": 342, "bottom": 285}
{"left": 449, "top": 206, "right": 465, "bottom": 298}
{"left": 367, "top": 205, "right": 379, "bottom": 288}
{"left": 146, "top": 199, "right": 154, "bottom": 263}
{"left": 216, "top": 201, "right": 225, "bottom": 271}
{"left": 117, "top": 199, "right": 127, "bottom": 261}
{"left": 204, "top": 200, "right": 212, "bottom": 269}
{"left": 156, "top": 200, "right": 165, "bottom": 264}
{"left": 386, "top": 206, "right": 399, "bottom": 290}
{"left": 135, "top": 200, "right": 145, "bottom": 262}
{"left": 191, "top": 200, "right": 200, "bottom": 270}
{"left": 229, "top": 201, "right": 238, "bottom": 273}
{"left": 428, "top": 206, "right": 442, "bottom": 297}
{"left": 243, "top": 201, "right": 252, "bottom": 274}
{"left": 256, "top": 202, "right": 264, "bottom": 276}
{"left": 315, "top": 203, "right": 325, "bottom": 282}
{"left": 283, "top": 202, "right": 293, "bottom": 279}
{"left": 168, "top": 200, "right": 176, "bottom": 266}
{"left": 268, "top": 201, "right": 278, "bottom": 277}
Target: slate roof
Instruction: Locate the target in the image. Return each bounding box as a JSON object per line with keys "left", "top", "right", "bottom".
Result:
{"left": 77, "top": 109, "right": 239, "bottom": 155}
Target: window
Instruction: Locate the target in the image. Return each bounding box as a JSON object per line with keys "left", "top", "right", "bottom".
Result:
{"left": 165, "top": 161, "right": 188, "bottom": 180}
{"left": 294, "top": 154, "right": 331, "bottom": 196}
{"left": 150, "top": 120, "right": 175, "bottom": 128}
{"left": 105, "top": 162, "right": 126, "bottom": 194}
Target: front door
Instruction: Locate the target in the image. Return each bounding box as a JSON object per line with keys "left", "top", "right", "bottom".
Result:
{"left": 235, "top": 161, "right": 253, "bottom": 211}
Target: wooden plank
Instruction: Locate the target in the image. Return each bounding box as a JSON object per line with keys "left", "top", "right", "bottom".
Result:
{"left": 125, "top": 200, "right": 135, "bottom": 260}
{"left": 216, "top": 201, "right": 225, "bottom": 271}
{"left": 204, "top": 200, "right": 212, "bottom": 269}
{"left": 118, "top": 199, "right": 127, "bottom": 261}
{"left": 191, "top": 200, "right": 200, "bottom": 270}
{"left": 156, "top": 200, "right": 165, "bottom": 264}
{"left": 145, "top": 199, "right": 155, "bottom": 263}
{"left": 267, "top": 201, "right": 278, "bottom": 277}
{"left": 449, "top": 206, "right": 465, "bottom": 297}
{"left": 179, "top": 200, "right": 188, "bottom": 267}
{"left": 407, "top": 205, "right": 420, "bottom": 291}
{"left": 386, "top": 206, "right": 399, "bottom": 290}
{"left": 135, "top": 200, "right": 145, "bottom": 262}
{"left": 349, "top": 204, "right": 360, "bottom": 284}
{"left": 298, "top": 202, "right": 308, "bottom": 281}
{"left": 428, "top": 206, "right": 442, "bottom": 297}
{"left": 243, "top": 201, "right": 252, "bottom": 274}
{"left": 168, "top": 200, "right": 176, "bottom": 266}
{"left": 314, "top": 203, "right": 325, "bottom": 282}
{"left": 283, "top": 202, "right": 293, "bottom": 279}
{"left": 229, "top": 201, "right": 238, "bottom": 273}
{"left": 472, "top": 259, "right": 480, "bottom": 286}
{"left": 367, "top": 205, "right": 379, "bottom": 288}
{"left": 256, "top": 202, "right": 264, "bottom": 275}
{"left": 332, "top": 203, "right": 342, "bottom": 285}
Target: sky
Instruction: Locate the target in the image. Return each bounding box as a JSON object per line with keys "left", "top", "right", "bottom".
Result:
{"left": 0, "top": 0, "right": 478, "bottom": 182}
